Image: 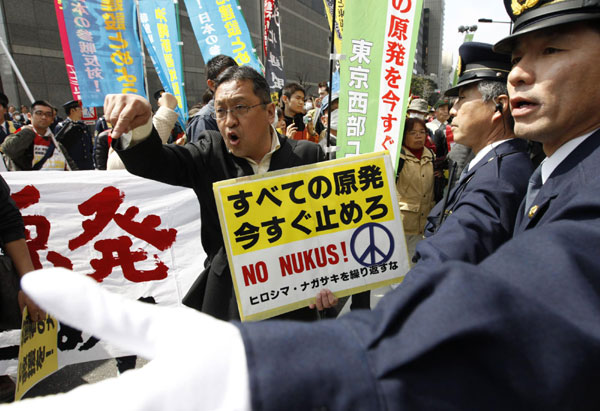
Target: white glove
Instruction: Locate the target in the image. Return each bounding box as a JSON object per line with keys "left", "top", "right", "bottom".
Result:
{"left": 3, "top": 268, "right": 250, "bottom": 411}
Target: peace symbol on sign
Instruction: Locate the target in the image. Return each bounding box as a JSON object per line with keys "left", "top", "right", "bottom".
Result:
{"left": 350, "top": 223, "right": 395, "bottom": 267}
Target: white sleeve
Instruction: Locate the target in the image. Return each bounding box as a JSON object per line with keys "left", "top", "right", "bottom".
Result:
{"left": 152, "top": 106, "right": 179, "bottom": 143}
{"left": 7, "top": 269, "right": 252, "bottom": 411}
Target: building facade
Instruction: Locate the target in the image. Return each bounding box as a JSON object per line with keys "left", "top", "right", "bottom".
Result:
{"left": 0, "top": 0, "right": 332, "bottom": 112}
{"left": 413, "top": 0, "right": 445, "bottom": 92}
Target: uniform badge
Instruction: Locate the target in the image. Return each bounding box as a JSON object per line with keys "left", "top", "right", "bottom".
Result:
{"left": 528, "top": 205, "right": 538, "bottom": 219}
{"left": 512, "top": 0, "right": 541, "bottom": 16}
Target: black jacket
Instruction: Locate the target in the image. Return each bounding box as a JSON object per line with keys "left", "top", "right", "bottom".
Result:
{"left": 115, "top": 129, "right": 324, "bottom": 320}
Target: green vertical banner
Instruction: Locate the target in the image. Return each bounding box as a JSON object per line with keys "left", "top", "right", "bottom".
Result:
{"left": 337, "top": 0, "right": 423, "bottom": 172}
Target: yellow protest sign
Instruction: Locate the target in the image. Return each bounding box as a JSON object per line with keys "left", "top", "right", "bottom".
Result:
{"left": 15, "top": 309, "right": 58, "bottom": 401}
{"left": 214, "top": 152, "right": 409, "bottom": 321}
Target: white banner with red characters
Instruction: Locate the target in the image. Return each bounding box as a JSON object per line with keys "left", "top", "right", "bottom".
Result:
{"left": 0, "top": 170, "right": 205, "bottom": 377}
{"left": 214, "top": 152, "right": 409, "bottom": 321}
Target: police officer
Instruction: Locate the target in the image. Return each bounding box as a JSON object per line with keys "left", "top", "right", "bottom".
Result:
{"left": 54, "top": 100, "right": 94, "bottom": 170}
{"left": 413, "top": 42, "right": 534, "bottom": 266}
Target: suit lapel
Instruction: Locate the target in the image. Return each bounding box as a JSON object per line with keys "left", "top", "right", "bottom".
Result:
{"left": 269, "top": 134, "right": 292, "bottom": 171}
{"left": 230, "top": 154, "right": 254, "bottom": 176}
{"left": 444, "top": 149, "right": 494, "bottom": 210}
{"left": 515, "top": 130, "right": 600, "bottom": 233}
{"left": 516, "top": 177, "right": 557, "bottom": 232}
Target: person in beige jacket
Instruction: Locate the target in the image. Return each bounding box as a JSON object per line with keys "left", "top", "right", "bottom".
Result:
{"left": 396, "top": 117, "right": 435, "bottom": 262}
{"left": 106, "top": 92, "right": 185, "bottom": 169}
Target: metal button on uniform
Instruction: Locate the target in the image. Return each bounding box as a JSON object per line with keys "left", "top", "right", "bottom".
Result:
{"left": 528, "top": 205, "right": 538, "bottom": 219}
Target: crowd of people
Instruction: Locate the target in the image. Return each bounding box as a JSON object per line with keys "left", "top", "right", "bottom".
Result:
{"left": 1, "top": 0, "right": 600, "bottom": 408}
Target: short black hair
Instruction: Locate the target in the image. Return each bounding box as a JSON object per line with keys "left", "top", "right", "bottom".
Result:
{"left": 206, "top": 55, "right": 237, "bottom": 81}
{"left": 0, "top": 92, "right": 7, "bottom": 109}
{"left": 282, "top": 82, "right": 305, "bottom": 99}
{"left": 403, "top": 118, "right": 427, "bottom": 138}
{"left": 153, "top": 89, "right": 165, "bottom": 101}
{"left": 214, "top": 65, "right": 271, "bottom": 104}
{"left": 201, "top": 88, "right": 213, "bottom": 105}
{"left": 31, "top": 100, "right": 53, "bottom": 111}
{"left": 318, "top": 81, "right": 329, "bottom": 91}
{"left": 63, "top": 100, "right": 80, "bottom": 116}
{"left": 65, "top": 105, "right": 78, "bottom": 116}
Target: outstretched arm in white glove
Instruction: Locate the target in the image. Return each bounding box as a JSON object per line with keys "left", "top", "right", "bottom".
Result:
{"left": 4, "top": 268, "right": 250, "bottom": 411}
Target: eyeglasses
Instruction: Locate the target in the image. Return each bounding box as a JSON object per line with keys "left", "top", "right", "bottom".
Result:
{"left": 33, "top": 111, "right": 53, "bottom": 118}
{"left": 212, "top": 103, "right": 269, "bottom": 120}
{"left": 408, "top": 130, "right": 427, "bottom": 136}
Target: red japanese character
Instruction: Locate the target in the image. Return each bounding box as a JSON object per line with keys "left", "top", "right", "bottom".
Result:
{"left": 12, "top": 185, "right": 72, "bottom": 270}
{"left": 69, "top": 186, "right": 124, "bottom": 250}
{"left": 88, "top": 236, "right": 168, "bottom": 283}
{"left": 382, "top": 135, "right": 395, "bottom": 150}
{"left": 114, "top": 206, "right": 176, "bottom": 251}
{"left": 22, "top": 215, "right": 50, "bottom": 270}
{"left": 392, "top": 0, "right": 412, "bottom": 13}
{"left": 11, "top": 185, "right": 40, "bottom": 209}
{"left": 69, "top": 186, "right": 176, "bottom": 251}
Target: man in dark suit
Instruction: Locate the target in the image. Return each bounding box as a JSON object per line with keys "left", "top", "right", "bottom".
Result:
{"left": 414, "top": 42, "right": 534, "bottom": 266}
{"left": 105, "top": 65, "right": 325, "bottom": 322}
{"left": 7, "top": 1, "right": 600, "bottom": 410}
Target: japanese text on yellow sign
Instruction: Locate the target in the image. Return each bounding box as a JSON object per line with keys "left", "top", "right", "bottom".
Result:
{"left": 217, "top": 154, "right": 395, "bottom": 256}
{"left": 15, "top": 310, "right": 58, "bottom": 401}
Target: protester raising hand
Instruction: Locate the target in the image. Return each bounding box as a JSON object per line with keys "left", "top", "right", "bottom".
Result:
{"left": 103, "top": 94, "right": 152, "bottom": 139}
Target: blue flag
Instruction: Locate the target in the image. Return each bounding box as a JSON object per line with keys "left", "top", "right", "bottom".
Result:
{"left": 61, "top": 0, "right": 147, "bottom": 107}
{"left": 183, "top": 0, "right": 263, "bottom": 73}
{"left": 139, "top": 0, "right": 188, "bottom": 126}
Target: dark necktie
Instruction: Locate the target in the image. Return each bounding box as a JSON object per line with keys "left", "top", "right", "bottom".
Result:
{"left": 524, "top": 165, "right": 543, "bottom": 216}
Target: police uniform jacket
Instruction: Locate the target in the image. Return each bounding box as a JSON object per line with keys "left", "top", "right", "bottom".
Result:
{"left": 115, "top": 128, "right": 324, "bottom": 321}
{"left": 236, "top": 129, "right": 600, "bottom": 410}
{"left": 415, "top": 138, "right": 533, "bottom": 265}
{"left": 55, "top": 118, "right": 95, "bottom": 170}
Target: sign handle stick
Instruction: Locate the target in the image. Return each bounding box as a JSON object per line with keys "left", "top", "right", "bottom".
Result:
{"left": 0, "top": 36, "right": 35, "bottom": 103}
{"left": 135, "top": 0, "right": 150, "bottom": 100}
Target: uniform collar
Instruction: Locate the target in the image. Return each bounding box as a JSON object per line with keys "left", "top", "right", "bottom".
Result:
{"left": 467, "top": 139, "right": 512, "bottom": 172}
{"left": 541, "top": 129, "right": 598, "bottom": 184}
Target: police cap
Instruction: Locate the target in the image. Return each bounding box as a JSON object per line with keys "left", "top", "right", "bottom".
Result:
{"left": 445, "top": 42, "right": 511, "bottom": 97}
{"left": 494, "top": 0, "right": 600, "bottom": 54}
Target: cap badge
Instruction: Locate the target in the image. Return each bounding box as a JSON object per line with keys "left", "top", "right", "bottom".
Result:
{"left": 512, "top": 0, "right": 540, "bottom": 16}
